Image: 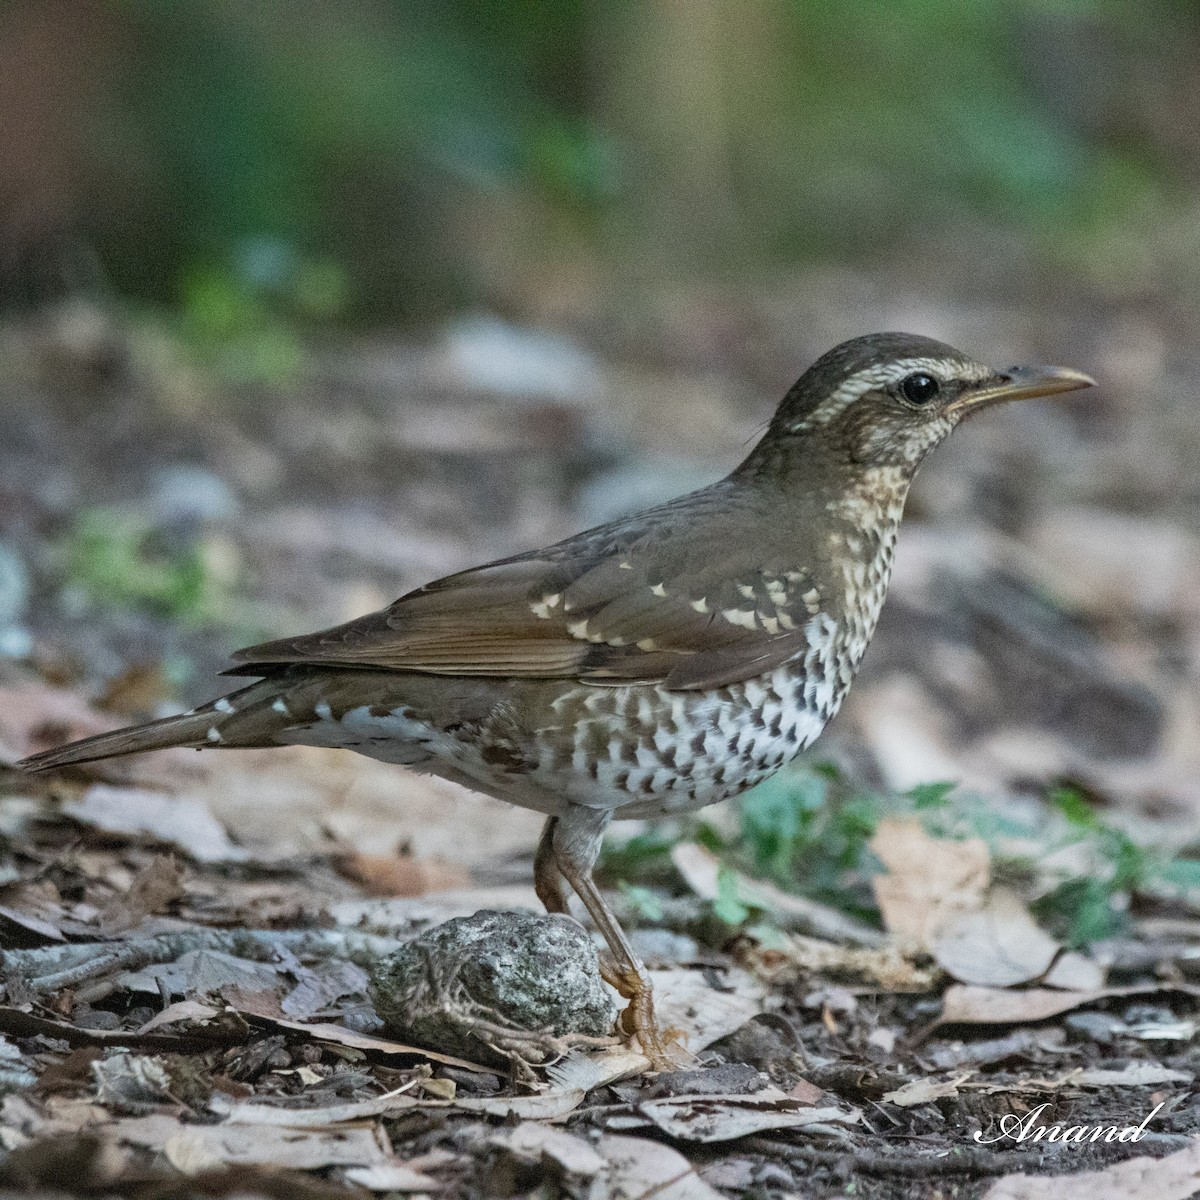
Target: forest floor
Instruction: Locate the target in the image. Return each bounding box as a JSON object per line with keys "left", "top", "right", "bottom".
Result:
{"left": 0, "top": 278, "right": 1198, "bottom": 1198}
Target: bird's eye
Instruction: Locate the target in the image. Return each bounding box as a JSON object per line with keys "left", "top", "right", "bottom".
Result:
{"left": 900, "top": 373, "right": 940, "bottom": 405}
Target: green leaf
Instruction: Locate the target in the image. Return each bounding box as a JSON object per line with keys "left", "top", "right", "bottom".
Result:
{"left": 713, "top": 865, "right": 752, "bottom": 927}
{"left": 906, "top": 780, "right": 957, "bottom": 810}
{"left": 1050, "top": 785, "right": 1100, "bottom": 830}
{"left": 618, "top": 882, "right": 664, "bottom": 922}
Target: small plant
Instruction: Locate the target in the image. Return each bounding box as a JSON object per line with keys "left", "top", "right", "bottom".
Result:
{"left": 64, "top": 508, "right": 240, "bottom": 627}
{"left": 1031, "top": 785, "right": 1157, "bottom": 946}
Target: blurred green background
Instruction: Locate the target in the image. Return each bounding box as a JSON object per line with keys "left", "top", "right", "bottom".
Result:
{"left": 3, "top": 0, "right": 1198, "bottom": 340}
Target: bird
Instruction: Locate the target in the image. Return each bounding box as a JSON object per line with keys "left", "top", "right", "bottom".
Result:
{"left": 19, "top": 333, "right": 1094, "bottom": 1066}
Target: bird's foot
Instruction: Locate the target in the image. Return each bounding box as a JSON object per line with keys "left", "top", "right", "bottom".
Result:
{"left": 600, "top": 960, "right": 688, "bottom": 1071}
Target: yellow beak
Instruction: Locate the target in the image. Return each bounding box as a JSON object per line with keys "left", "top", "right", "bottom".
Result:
{"left": 947, "top": 364, "right": 1096, "bottom": 416}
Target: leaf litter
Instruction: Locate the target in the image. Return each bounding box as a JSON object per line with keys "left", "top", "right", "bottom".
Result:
{"left": 2, "top": 592, "right": 1200, "bottom": 1194}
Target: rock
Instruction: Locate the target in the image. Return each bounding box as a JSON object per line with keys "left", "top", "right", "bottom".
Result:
{"left": 370, "top": 910, "right": 617, "bottom": 1068}
{"left": 145, "top": 465, "right": 240, "bottom": 525}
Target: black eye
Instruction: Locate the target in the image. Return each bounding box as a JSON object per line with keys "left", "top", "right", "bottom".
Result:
{"left": 901, "top": 373, "right": 940, "bottom": 405}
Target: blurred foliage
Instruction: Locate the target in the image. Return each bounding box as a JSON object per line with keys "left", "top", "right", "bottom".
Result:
{"left": 63, "top": 509, "right": 242, "bottom": 627}
{"left": 603, "top": 763, "right": 1200, "bottom": 945}
{"left": 10, "top": 0, "right": 1193, "bottom": 325}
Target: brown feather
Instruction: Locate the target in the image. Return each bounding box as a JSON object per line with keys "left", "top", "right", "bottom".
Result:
{"left": 227, "top": 477, "right": 827, "bottom": 690}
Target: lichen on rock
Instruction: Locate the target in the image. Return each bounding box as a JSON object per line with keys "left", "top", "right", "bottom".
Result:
{"left": 370, "top": 909, "right": 618, "bottom": 1071}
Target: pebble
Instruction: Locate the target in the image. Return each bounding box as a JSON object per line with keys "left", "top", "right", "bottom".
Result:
{"left": 73, "top": 1008, "right": 122, "bottom": 1031}
{"left": 370, "top": 909, "right": 617, "bottom": 1067}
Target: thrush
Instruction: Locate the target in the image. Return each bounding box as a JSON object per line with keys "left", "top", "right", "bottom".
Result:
{"left": 20, "top": 332, "right": 1093, "bottom": 1065}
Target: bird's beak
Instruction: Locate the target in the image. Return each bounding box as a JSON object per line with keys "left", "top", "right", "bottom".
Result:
{"left": 947, "top": 364, "right": 1096, "bottom": 416}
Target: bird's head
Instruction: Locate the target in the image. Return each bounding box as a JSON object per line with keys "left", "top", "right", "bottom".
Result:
{"left": 755, "top": 332, "right": 1094, "bottom": 473}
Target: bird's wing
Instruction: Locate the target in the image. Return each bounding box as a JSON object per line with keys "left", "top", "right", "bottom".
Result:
{"left": 229, "top": 490, "right": 821, "bottom": 691}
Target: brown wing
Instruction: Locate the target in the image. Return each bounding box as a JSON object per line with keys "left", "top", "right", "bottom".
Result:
{"left": 229, "top": 484, "right": 822, "bottom": 690}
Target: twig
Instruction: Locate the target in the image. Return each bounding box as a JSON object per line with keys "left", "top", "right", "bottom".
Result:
{"left": 0, "top": 928, "right": 401, "bottom": 995}
{"left": 744, "top": 1132, "right": 1196, "bottom": 1179}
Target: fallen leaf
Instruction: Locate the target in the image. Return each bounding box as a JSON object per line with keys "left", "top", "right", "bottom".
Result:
{"left": 870, "top": 817, "right": 990, "bottom": 948}
{"left": 92, "top": 1053, "right": 178, "bottom": 1108}
{"left": 1061, "top": 1063, "right": 1193, "bottom": 1088}
{"left": 866, "top": 1028, "right": 898, "bottom": 1054}
{"left": 1043, "top": 951, "right": 1106, "bottom": 991}
{"left": 150, "top": 1121, "right": 390, "bottom": 1173}
{"left": 984, "top": 1136, "right": 1200, "bottom": 1200}
{"left": 344, "top": 1162, "right": 439, "bottom": 1192}
{"left": 334, "top": 850, "right": 469, "bottom": 897}
{"left": 120, "top": 948, "right": 284, "bottom": 1002}
{"left": 456, "top": 1090, "right": 586, "bottom": 1120}
{"left": 488, "top": 1122, "right": 606, "bottom": 1178}
{"left": 882, "top": 1073, "right": 973, "bottom": 1107}
{"left": 614, "top": 1099, "right": 859, "bottom": 1142}
{"left": 938, "top": 982, "right": 1200, "bottom": 1027}
{"left": 598, "top": 1134, "right": 724, "bottom": 1200}
{"left": 229, "top": 1011, "right": 496, "bottom": 1072}
{"left": 670, "top": 842, "right": 884, "bottom": 945}
{"left": 62, "top": 786, "right": 248, "bottom": 864}
{"left": 136, "top": 1001, "right": 221, "bottom": 1034}
{"left": 885, "top": 1063, "right": 1190, "bottom": 1106}
{"left": 744, "top": 931, "right": 938, "bottom": 992}
{"left": 0, "top": 901, "right": 66, "bottom": 945}
{"left": 211, "top": 1091, "right": 424, "bottom": 1126}
{"left": 787, "top": 1077, "right": 828, "bottom": 1104}
{"left": 933, "top": 888, "right": 1060, "bottom": 987}
{"left": 94, "top": 856, "right": 185, "bottom": 936}
{"left": 604, "top": 1090, "right": 859, "bottom": 1142}
{"left": 546, "top": 966, "right": 765, "bottom": 1091}
{"left": 210, "top": 1084, "right": 586, "bottom": 1126}
{"left": 280, "top": 959, "right": 369, "bottom": 1019}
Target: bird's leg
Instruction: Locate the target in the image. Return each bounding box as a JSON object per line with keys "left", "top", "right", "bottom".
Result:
{"left": 533, "top": 816, "right": 569, "bottom": 914}
{"left": 549, "top": 805, "right": 677, "bottom": 1069}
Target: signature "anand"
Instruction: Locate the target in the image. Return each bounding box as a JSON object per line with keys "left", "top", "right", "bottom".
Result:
{"left": 974, "top": 1102, "right": 1164, "bottom": 1146}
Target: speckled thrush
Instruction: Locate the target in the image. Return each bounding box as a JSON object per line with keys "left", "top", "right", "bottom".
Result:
{"left": 20, "top": 333, "right": 1094, "bottom": 1065}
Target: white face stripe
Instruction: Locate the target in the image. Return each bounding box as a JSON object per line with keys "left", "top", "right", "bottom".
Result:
{"left": 789, "top": 355, "right": 994, "bottom": 430}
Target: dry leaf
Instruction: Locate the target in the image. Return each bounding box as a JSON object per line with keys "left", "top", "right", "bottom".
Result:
{"left": 598, "top": 1134, "right": 725, "bottom": 1200}
{"left": 1060, "top": 1064, "right": 1192, "bottom": 1088}
{"left": 1043, "top": 951, "right": 1106, "bottom": 991}
{"left": 344, "top": 1163, "right": 439, "bottom": 1192}
{"left": 225, "top": 1011, "right": 497, "bottom": 1072}
{"left": 744, "top": 931, "right": 938, "bottom": 991}
{"left": 334, "top": 850, "right": 469, "bottom": 897}
{"left": 95, "top": 856, "right": 184, "bottom": 936}
{"left": 882, "top": 1073, "right": 973, "bottom": 1107}
{"left": 933, "top": 888, "right": 1060, "bottom": 987}
{"left": 938, "top": 982, "right": 1200, "bottom": 1027}
{"left": 488, "top": 1123, "right": 607, "bottom": 1178}
{"left": 63, "top": 786, "right": 248, "bottom": 864}
{"left": 280, "top": 959, "right": 369, "bottom": 1019}
{"left": 604, "top": 1089, "right": 859, "bottom": 1142}
{"left": 92, "top": 1053, "right": 178, "bottom": 1108}
{"left": 546, "top": 966, "right": 765, "bottom": 1091}
{"left": 870, "top": 817, "right": 990, "bottom": 948}
{"left": 136, "top": 1001, "right": 221, "bottom": 1034}
{"left": 670, "top": 842, "right": 883, "bottom": 946}
{"left": 984, "top": 1137, "right": 1200, "bottom": 1200}
{"left": 455, "top": 1090, "right": 587, "bottom": 1120}
{"left": 211, "top": 1084, "right": 586, "bottom": 1126}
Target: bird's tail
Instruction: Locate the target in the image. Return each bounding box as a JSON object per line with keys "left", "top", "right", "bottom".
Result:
{"left": 18, "top": 679, "right": 285, "bottom": 773}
